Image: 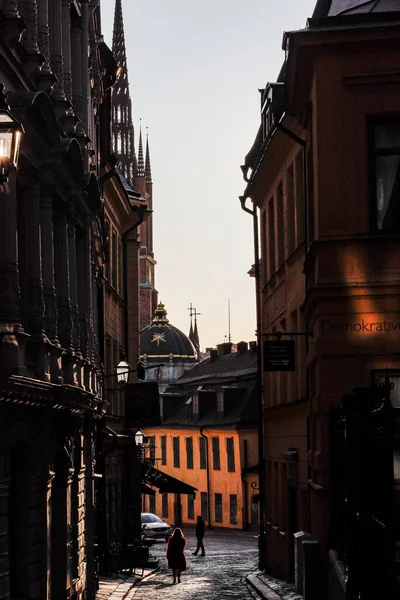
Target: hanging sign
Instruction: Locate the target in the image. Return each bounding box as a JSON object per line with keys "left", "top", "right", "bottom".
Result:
{"left": 263, "top": 340, "right": 295, "bottom": 372}
{"left": 125, "top": 382, "right": 161, "bottom": 426}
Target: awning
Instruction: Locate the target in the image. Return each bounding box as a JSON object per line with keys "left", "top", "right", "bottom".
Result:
{"left": 143, "top": 465, "right": 197, "bottom": 496}
{"left": 142, "top": 483, "right": 156, "bottom": 496}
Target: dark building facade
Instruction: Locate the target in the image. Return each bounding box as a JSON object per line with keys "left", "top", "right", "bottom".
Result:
{"left": 241, "top": 0, "right": 400, "bottom": 597}
{"left": 0, "top": 1, "right": 114, "bottom": 599}
{"left": 94, "top": 0, "right": 156, "bottom": 567}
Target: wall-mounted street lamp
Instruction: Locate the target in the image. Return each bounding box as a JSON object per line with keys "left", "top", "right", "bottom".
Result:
{"left": 134, "top": 428, "right": 146, "bottom": 448}
{"left": 114, "top": 359, "right": 146, "bottom": 387}
{"left": 0, "top": 83, "right": 24, "bottom": 184}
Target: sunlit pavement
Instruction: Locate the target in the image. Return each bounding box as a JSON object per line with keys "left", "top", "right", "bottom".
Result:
{"left": 126, "top": 528, "right": 262, "bottom": 600}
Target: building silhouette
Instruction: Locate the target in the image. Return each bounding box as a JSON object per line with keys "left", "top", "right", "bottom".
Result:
{"left": 241, "top": 0, "right": 400, "bottom": 596}
{"left": 0, "top": 2, "right": 115, "bottom": 598}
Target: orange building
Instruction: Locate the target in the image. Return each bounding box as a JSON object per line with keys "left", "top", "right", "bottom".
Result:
{"left": 141, "top": 342, "right": 259, "bottom": 531}
{"left": 241, "top": 1, "right": 400, "bottom": 596}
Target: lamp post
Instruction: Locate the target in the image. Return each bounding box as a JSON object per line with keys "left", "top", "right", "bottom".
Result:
{"left": 0, "top": 83, "right": 24, "bottom": 184}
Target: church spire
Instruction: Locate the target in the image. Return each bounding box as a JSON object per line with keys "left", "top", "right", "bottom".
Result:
{"left": 188, "top": 303, "right": 201, "bottom": 358}
{"left": 112, "top": 0, "right": 127, "bottom": 78}
{"left": 145, "top": 129, "right": 152, "bottom": 184}
{"left": 111, "top": 0, "right": 136, "bottom": 188}
{"left": 137, "top": 123, "right": 145, "bottom": 176}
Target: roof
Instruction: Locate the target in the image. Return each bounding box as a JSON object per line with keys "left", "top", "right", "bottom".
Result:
{"left": 162, "top": 380, "right": 258, "bottom": 429}
{"left": 312, "top": 0, "right": 400, "bottom": 17}
{"left": 174, "top": 347, "right": 257, "bottom": 385}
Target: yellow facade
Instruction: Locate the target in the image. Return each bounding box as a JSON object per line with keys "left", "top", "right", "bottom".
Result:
{"left": 141, "top": 426, "right": 259, "bottom": 530}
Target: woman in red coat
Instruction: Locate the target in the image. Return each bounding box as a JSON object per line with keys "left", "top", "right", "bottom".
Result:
{"left": 166, "top": 528, "right": 187, "bottom": 584}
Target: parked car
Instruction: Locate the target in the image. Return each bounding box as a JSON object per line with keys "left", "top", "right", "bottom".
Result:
{"left": 141, "top": 512, "right": 173, "bottom": 542}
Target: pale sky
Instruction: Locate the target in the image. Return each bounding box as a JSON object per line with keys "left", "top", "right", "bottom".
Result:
{"left": 100, "top": 0, "right": 317, "bottom": 350}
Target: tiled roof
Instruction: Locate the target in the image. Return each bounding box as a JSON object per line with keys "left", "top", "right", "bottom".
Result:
{"left": 174, "top": 349, "right": 257, "bottom": 385}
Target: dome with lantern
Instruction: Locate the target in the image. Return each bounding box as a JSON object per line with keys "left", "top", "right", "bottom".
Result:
{"left": 140, "top": 303, "right": 200, "bottom": 393}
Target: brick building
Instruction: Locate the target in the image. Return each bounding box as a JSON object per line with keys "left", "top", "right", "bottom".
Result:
{"left": 241, "top": 0, "right": 400, "bottom": 595}
{"left": 0, "top": 1, "right": 114, "bottom": 599}
{"left": 141, "top": 342, "right": 259, "bottom": 531}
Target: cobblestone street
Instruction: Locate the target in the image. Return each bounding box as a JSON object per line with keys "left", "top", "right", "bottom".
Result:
{"left": 127, "top": 528, "right": 261, "bottom": 600}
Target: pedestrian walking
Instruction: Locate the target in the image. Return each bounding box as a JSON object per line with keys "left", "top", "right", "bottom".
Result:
{"left": 192, "top": 515, "right": 206, "bottom": 557}
{"left": 166, "top": 527, "right": 187, "bottom": 584}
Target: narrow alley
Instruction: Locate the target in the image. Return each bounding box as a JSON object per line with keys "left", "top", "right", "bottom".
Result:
{"left": 98, "top": 529, "right": 263, "bottom": 600}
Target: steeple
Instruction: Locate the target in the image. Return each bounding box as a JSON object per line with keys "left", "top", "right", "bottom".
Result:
{"left": 137, "top": 124, "right": 145, "bottom": 176}
{"left": 111, "top": 0, "right": 136, "bottom": 188}
{"left": 145, "top": 129, "right": 152, "bottom": 184}
{"left": 112, "top": 0, "right": 128, "bottom": 81}
{"left": 188, "top": 303, "right": 201, "bottom": 358}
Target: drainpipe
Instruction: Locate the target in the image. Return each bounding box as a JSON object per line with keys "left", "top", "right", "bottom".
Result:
{"left": 200, "top": 427, "right": 212, "bottom": 529}
{"left": 240, "top": 197, "right": 265, "bottom": 570}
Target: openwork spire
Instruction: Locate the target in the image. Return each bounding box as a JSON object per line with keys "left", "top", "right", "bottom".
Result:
{"left": 111, "top": 0, "right": 136, "bottom": 188}
{"left": 145, "top": 129, "right": 152, "bottom": 184}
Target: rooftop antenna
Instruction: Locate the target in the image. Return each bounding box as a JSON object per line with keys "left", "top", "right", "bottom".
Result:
{"left": 228, "top": 298, "right": 231, "bottom": 343}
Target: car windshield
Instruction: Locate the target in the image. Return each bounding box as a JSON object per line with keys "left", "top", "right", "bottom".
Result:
{"left": 141, "top": 513, "right": 163, "bottom": 524}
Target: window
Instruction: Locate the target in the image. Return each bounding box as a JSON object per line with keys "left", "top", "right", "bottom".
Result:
{"left": 277, "top": 182, "right": 284, "bottom": 267}
{"left": 201, "top": 492, "right": 208, "bottom": 521}
{"left": 373, "top": 370, "right": 400, "bottom": 406}
{"left": 372, "top": 120, "right": 400, "bottom": 231}
{"left": 187, "top": 494, "right": 195, "bottom": 520}
{"left": 148, "top": 436, "right": 155, "bottom": 462}
{"left": 193, "top": 395, "right": 199, "bottom": 417}
{"left": 104, "top": 219, "right": 110, "bottom": 280}
{"left": 286, "top": 164, "right": 295, "bottom": 256}
{"left": 199, "top": 436, "right": 207, "bottom": 470}
{"left": 118, "top": 239, "right": 123, "bottom": 294}
{"left": 294, "top": 151, "right": 305, "bottom": 246}
{"left": 111, "top": 229, "right": 117, "bottom": 288}
{"left": 173, "top": 437, "right": 180, "bottom": 468}
{"left": 161, "top": 435, "right": 167, "bottom": 465}
{"left": 230, "top": 494, "right": 238, "bottom": 524}
{"left": 162, "top": 493, "right": 168, "bottom": 518}
{"left": 226, "top": 437, "right": 235, "bottom": 472}
{"left": 211, "top": 437, "right": 220, "bottom": 470}
{"left": 149, "top": 493, "right": 156, "bottom": 514}
{"left": 185, "top": 437, "right": 193, "bottom": 469}
{"left": 215, "top": 493, "right": 222, "bottom": 523}
{"left": 267, "top": 198, "right": 276, "bottom": 278}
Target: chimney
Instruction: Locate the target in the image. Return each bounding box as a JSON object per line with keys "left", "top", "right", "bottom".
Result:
{"left": 237, "top": 341, "right": 248, "bottom": 355}
{"left": 210, "top": 349, "right": 218, "bottom": 362}
{"left": 249, "top": 341, "right": 258, "bottom": 353}
{"left": 217, "top": 342, "right": 232, "bottom": 356}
